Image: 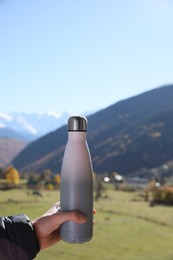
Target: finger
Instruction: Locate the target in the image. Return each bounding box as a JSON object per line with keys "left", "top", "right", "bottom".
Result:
{"left": 51, "top": 211, "right": 87, "bottom": 226}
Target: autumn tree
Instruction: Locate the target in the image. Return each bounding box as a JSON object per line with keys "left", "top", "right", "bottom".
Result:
{"left": 54, "top": 174, "right": 61, "bottom": 189}
{"left": 5, "top": 165, "right": 20, "bottom": 185}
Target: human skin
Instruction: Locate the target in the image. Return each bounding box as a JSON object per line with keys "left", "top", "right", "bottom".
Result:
{"left": 32, "top": 202, "right": 95, "bottom": 250}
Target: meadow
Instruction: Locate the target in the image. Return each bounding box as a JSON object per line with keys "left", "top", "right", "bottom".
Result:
{"left": 1, "top": 186, "right": 173, "bottom": 260}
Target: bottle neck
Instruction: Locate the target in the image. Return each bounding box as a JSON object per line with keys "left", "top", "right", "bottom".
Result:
{"left": 68, "top": 131, "right": 87, "bottom": 141}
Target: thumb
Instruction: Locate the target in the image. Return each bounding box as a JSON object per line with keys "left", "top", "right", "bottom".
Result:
{"left": 51, "top": 211, "right": 87, "bottom": 226}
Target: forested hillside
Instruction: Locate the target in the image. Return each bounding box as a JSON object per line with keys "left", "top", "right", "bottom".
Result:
{"left": 12, "top": 85, "right": 173, "bottom": 176}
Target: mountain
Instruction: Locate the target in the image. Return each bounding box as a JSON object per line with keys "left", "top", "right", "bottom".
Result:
{"left": 0, "top": 112, "right": 70, "bottom": 141}
{"left": 12, "top": 85, "right": 173, "bottom": 176}
{"left": 0, "top": 127, "right": 26, "bottom": 141}
{"left": 0, "top": 138, "right": 27, "bottom": 166}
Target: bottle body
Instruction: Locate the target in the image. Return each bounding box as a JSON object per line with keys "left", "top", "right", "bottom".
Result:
{"left": 60, "top": 131, "right": 93, "bottom": 243}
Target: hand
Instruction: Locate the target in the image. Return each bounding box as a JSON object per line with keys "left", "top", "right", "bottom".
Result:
{"left": 32, "top": 202, "right": 93, "bottom": 250}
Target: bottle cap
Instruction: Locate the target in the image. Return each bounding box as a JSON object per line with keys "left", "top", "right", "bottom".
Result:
{"left": 68, "top": 116, "right": 88, "bottom": 131}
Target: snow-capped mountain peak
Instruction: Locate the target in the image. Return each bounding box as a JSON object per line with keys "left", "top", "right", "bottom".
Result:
{"left": 46, "top": 111, "right": 61, "bottom": 119}
{"left": 15, "top": 115, "right": 37, "bottom": 135}
{"left": 0, "top": 112, "right": 13, "bottom": 122}
{"left": 0, "top": 111, "right": 70, "bottom": 141}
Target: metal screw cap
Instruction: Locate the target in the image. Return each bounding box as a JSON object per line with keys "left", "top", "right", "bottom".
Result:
{"left": 68, "top": 116, "right": 88, "bottom": 131}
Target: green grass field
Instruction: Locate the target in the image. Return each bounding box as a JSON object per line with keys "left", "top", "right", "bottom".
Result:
{"left": 1, "top": 186, "right": 173, "bottom": 260}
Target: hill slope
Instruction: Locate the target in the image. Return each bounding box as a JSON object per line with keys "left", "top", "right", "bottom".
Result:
{"left": 0, "top": 138, "right": 27, "bottom": 166}
{"left": 12, "top": 85, "right": 173, "bottom": 175}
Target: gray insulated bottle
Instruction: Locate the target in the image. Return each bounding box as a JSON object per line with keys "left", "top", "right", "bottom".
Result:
{"left": 60, "top": 116, "right": 93, "bottom": 243}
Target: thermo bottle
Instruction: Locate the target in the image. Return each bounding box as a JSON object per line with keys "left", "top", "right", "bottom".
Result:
{"left": 60, "top": 116, "right": 93, "bottom": 243}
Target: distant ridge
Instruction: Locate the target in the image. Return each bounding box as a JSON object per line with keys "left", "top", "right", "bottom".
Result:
{"left": 0, "top": 138, "right": 27, "bottom": 166}
{"left": 0, "top": 112, "right": 70, "bottom": 141}
{"left": 12, "top": 84, "right": 173, "bottom": 176}
{"left": 0, "top": 127, "right": 26, "bottom": 141}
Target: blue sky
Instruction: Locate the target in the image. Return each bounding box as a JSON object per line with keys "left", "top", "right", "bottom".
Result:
{"left": 1, "top": 0, "right": 173, "bottom": 116}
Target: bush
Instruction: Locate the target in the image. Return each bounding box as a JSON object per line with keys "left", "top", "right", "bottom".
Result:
{"left": 152, "top": 186, "right": 173, "bottom": 205}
